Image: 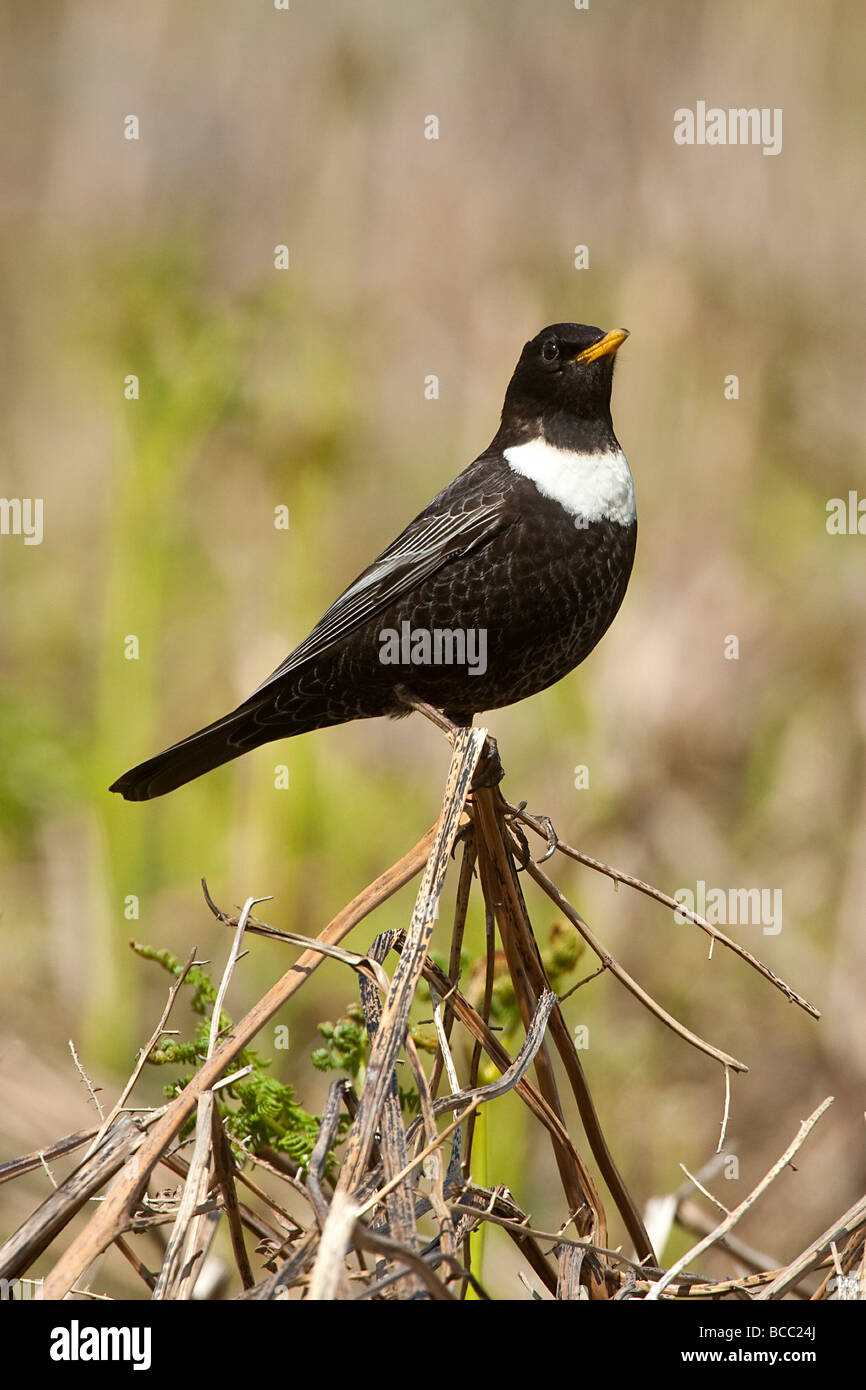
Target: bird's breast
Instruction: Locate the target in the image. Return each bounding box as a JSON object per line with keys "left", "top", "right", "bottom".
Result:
{"left": 502, "top": 437, "right": 635, "bottom": 528}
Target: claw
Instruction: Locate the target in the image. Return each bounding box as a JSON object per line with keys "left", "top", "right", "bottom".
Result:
{"left": 507, "top": 822, "right": 532, "bottom": 871}
{"left": 471, "top": 735, "right": 505, "bottom": 789}
{"left": 537, "top": 815, "right": 558, "bottom": 864}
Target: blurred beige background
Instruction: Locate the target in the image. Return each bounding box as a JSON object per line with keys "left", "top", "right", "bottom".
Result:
{"left": 1, "top": 0, "right": 864, "bottom": 1295}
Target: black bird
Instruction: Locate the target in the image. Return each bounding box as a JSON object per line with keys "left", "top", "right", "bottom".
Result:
{"left": 111, "top": 322, "right": 636, "bottom": 801}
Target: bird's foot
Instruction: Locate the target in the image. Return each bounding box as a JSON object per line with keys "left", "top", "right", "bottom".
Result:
{"left": 471, "top": 734, "right": 504, "bottom": 789}
{"left": 506, "top": 822, "right": 532, "bottom": 870}
{"left": 535, "top": 814, "right": 559, "bottom": 863}
{"left": 504, "top": 801, "right": 559, "bottom": 863}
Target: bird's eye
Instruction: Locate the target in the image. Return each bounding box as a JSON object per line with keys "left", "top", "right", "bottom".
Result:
{"left": 541, "top": 339, "right": 560, "bottom": 363}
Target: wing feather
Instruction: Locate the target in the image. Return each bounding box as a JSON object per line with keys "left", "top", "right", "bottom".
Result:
{"left": 253, "top": 493, "right": 509, "bottom": 695}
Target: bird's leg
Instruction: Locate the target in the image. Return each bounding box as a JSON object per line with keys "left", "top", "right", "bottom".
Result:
{"left": 444, "top": 708, "right": 504, "bottom": 789}
{"left": 393, "top": 686, "right": 461, "bottom": 739}
{"left": 394, "top": 687, "right": 504, "bottom": 789}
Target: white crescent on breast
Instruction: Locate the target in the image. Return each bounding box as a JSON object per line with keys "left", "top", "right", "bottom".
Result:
{"left": 504, "top": 439, "right": 636, "bottom": 526}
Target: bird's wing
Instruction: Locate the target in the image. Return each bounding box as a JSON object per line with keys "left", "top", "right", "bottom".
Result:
{"left": 252, "top": 492, "right": 510, "bottom": 694}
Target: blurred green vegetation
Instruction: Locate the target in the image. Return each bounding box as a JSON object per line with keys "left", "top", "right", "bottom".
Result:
{"left": 133, "top": 939, "right": 335, "bottom": 1169}
{"left": 1, "top": 0, "right": 864, "bottom": 1296}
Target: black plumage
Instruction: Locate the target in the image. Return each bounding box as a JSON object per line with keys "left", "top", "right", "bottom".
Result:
{"left": 111, "top": 322, "right": 636, "bottom": 800}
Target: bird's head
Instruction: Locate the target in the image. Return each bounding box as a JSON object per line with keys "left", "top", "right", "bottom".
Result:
{"left": 500, "top": 322, "right": 629, "bottom": 448}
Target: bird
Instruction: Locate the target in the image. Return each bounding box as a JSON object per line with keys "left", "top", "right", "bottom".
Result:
{"left": 111, "top": 322, "right": 636, "bottom": 801}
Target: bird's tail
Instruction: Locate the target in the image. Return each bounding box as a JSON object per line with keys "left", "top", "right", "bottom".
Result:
{"left": 109, "top": 700, "right": 275, "bottom": 802}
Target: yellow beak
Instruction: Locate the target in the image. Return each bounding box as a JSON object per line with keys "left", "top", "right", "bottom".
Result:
{"left": 574, "top": 328, "right": 630, "bottom": 365}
